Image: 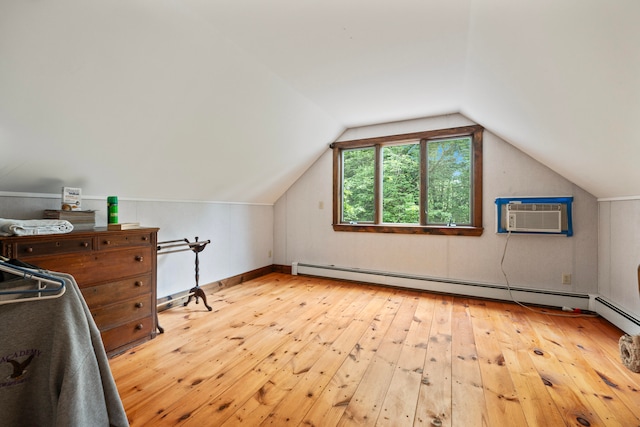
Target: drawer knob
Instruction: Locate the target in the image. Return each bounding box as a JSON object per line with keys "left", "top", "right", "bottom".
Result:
{"left": 135, "top": 256, "right": 144, "bottom": 262}
{"left": 81, "top": 242, "right": 89, "bottom": 248}
{"left": 135, "top": 323, "right": 144, "bottom": 330}
{"left": 26, "top": 247, "right": 33, "bottom": 253}
{"left": 142, "top": 236, "right": 148, "bottom": 241}
{"left": 103, "top": 240, "right": 111, "bottom": 245}
{"left": 134, "top": 281, "right": 143, "bottom": 287}
{"left": 135, "top": 302, "right": 144, "bottom": 308}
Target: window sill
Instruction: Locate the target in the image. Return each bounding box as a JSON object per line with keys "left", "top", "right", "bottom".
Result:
{"left": 332, "top": 224, "right": 484, "bottom": 236}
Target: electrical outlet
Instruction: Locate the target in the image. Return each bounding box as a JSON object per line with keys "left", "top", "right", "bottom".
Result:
{"left": 268, "top": 250, "right": 272, "bottom": 258}
{"left": 562, "top": 273, "right": 572, "bottom": 285}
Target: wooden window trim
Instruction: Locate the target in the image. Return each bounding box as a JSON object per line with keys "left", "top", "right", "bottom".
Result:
{"left": 332, "top": 125, "right": 484, "bottom": 236}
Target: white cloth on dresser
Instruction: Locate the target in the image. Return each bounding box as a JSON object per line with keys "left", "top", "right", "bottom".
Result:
{"left": 0, "top": 271, "right": 129, "bottom": 426}
{"left": 0, "top": 218, "right": 74, "bottom": 236}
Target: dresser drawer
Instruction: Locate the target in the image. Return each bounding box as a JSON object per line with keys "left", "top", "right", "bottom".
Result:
{"left": 90, "top": 246, "right": 153, "bottom": 283}
{"left": 101, "top": 316, "right": 154, "bottom": 355}
{"left": 81, "top": 274, "right": 152, "bottom": 306}
{"left": 91, "top": 293, "right": 153, "bottom": 330}
{"left": 21, "top": 253, "right": 96, "bottom": 286}
{"left": 13, "top": 237, "right": 93, "bottom": 258}
{"left": 25, "top": 246, "right": 152, "bottom": 287}
{"left": 98, "top": 231, "right": 154, "bottom": 249}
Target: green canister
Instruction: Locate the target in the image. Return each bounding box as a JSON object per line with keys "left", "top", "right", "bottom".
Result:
{"left": 107, "top": 196, "right": 118, "bottom": 224}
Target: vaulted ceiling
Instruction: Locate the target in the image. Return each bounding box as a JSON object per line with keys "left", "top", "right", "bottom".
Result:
{"left": 1, "top": 0, "right": 638, "bottom": 203}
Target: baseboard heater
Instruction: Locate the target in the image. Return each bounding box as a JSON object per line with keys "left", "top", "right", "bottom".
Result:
{"left": 292, "top": 262, "right": 590, "bottom": 310}
{"left": 593, "top": 296, "right": 640, "bottom": 335}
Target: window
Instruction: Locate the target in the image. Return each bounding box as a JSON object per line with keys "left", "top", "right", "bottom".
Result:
{"left": 332, "top": 125, "right": 483, "bottom": 236}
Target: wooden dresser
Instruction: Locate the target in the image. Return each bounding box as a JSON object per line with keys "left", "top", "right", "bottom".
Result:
{"left": 0, "top": 227, "right": 159, "bottom": 357}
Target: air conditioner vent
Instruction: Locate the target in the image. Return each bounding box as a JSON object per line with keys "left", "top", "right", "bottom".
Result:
{"left": 507, "top": 203, "right": 561, "bottom": 212}
{"left": 506, "top": 203, "right": 562, "bottom": 233}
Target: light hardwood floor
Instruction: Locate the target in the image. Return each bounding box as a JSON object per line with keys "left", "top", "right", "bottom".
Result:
{"left": 109, "top": 273, "right": 640, "bottom": 426}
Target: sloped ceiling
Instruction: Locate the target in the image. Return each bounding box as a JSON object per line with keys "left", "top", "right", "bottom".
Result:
{"left": 1, "top": 0, "right": 638, "bottom": 204}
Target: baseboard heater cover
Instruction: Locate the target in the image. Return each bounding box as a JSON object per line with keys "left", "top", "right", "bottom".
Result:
{"left": 293, "top": 262, "right": 590, "bottom": 310}
{"left": 593, "top": 296, "right": 640, "bottom": 335}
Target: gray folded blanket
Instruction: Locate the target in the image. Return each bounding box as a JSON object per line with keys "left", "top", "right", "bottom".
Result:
{"left": 0, "top": 218, "right": 74, "bottom": 236}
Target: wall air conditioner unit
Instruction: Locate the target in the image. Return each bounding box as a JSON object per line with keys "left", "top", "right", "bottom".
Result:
{"left": 506, "top": 203, "right": 562, "bottom": 233}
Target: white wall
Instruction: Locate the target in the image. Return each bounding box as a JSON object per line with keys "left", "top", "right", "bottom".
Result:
{"left": 599, "top": 199, "right": 640, "bottom": 320}
{"left": 0, "top": 193, "right": 273, "bottom": 298}
{"left": 275, "top": 114, "right": 598, "bottom": 295}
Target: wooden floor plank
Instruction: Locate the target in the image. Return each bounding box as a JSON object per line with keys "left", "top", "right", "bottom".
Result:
{"left": 510, "top": 305, "right": 609, "bottom": 426}
{"left": 450, "top": 299, "right": 489, "bottom": 426}
{"left": 414, "top": 294, "right": 452, "bottom": 427}
{"left": 299, "top": 292, "right": 392, "bottom": 426}
{"left": 339, "top": 294, "right": 419, "bottom": 426}
{"left": 528, "top": 308, "right": 638, "bottom": 426}
{"left": 487, "top": 301, "right": 567, "bottom": 427}
{"left": 468, "top": 299, "right": 528, "bottom": 426}
{"left": 556, "top": 314, "right": 640, "bottom": 424}
{"left": 326, "top": 291, "right": 407, "bottom": 426}
{"left": 376, "top": 294, "right": 434, "bottom": 426}
{"left": 108, "top": 273, "right": 640, "bottom": 426}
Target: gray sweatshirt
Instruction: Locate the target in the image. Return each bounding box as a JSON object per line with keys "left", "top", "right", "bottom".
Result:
{"left": 0, "top": 272, "right": 129, "bottom": 426}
